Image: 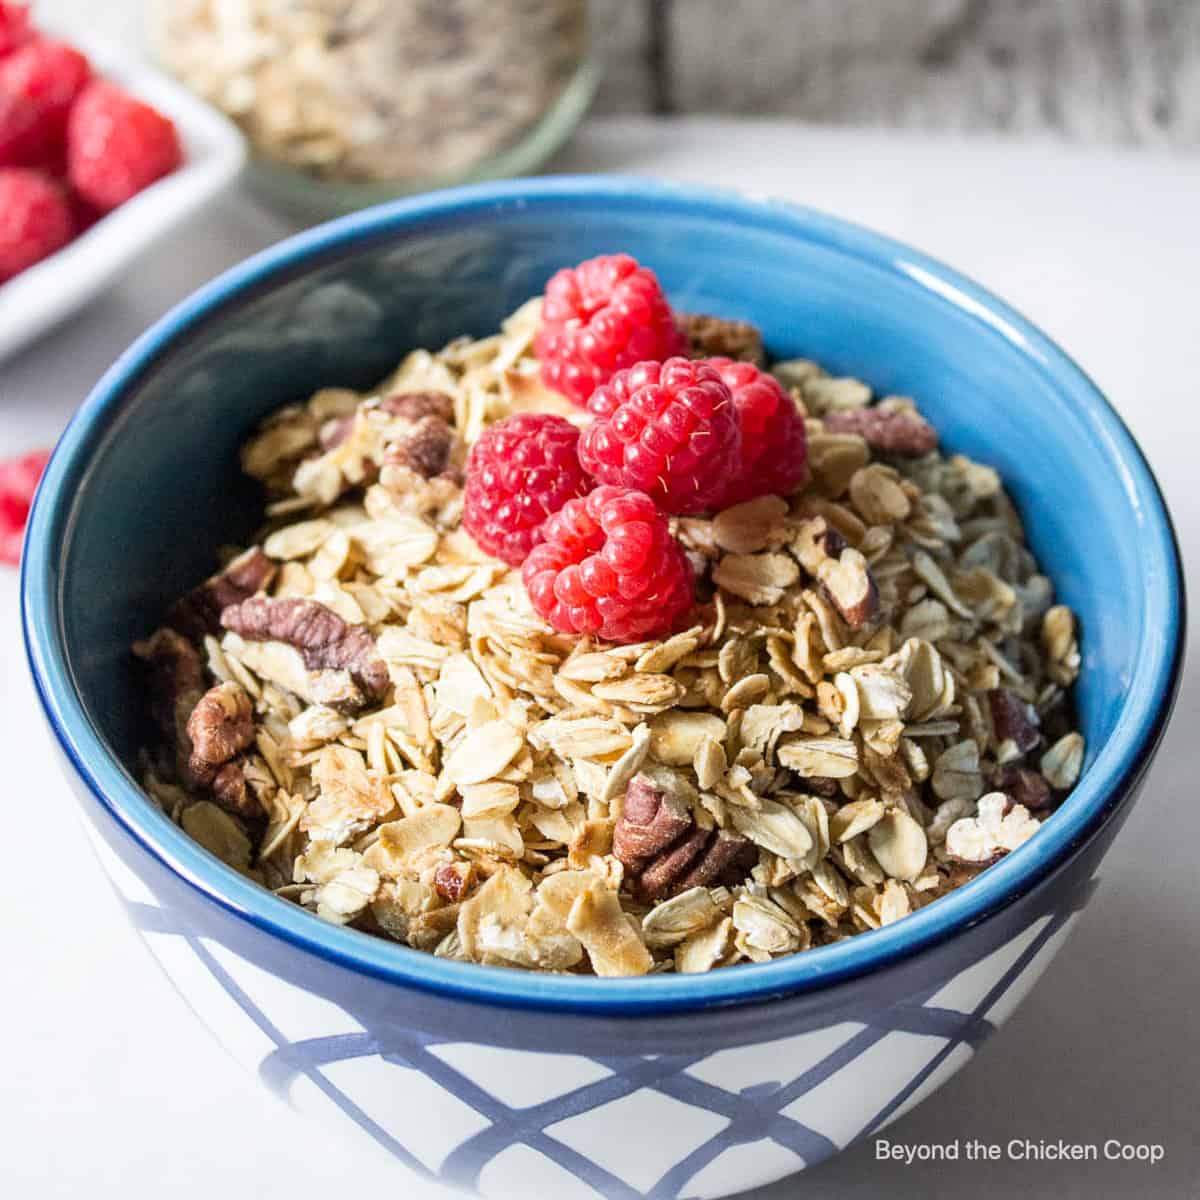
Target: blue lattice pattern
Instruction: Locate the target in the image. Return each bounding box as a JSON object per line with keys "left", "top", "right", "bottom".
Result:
{"left": 117, "top": 879, "right": 1080, "bottom": 1200}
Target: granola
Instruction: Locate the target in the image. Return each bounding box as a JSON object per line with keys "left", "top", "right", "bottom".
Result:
{"left": 151, "top": 0, "right": 589, "bottom": 186}
{"left": 135, "top": 295, "right": 1086, "bottom": 977}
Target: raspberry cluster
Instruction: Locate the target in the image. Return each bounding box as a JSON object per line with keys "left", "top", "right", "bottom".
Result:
{"left": 461, "top": 252, "right": 811, "bottom": 643}
{"left": 0, "top": 4, "right": 182, "bottom": 285}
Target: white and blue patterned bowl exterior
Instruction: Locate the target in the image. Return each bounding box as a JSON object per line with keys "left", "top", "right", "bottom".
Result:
{"left": 72, "top": 767, "right": 1117, "bottom": 1200}
{"left": 25, "top": 180, "right": 1182, "bottom": 1199}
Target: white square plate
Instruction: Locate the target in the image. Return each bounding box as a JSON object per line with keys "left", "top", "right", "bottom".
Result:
{"left": 0, "top": 32, "right": 246, "bottom": 361}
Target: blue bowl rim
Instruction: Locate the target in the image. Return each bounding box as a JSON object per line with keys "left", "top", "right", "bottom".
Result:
{"left": 21, "top": 175, "right": 1185, "bottom": 1016}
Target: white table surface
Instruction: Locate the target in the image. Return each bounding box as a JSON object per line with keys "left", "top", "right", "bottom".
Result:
{"left": 2, "top": 118, "right": 1198, "bottom": 1200}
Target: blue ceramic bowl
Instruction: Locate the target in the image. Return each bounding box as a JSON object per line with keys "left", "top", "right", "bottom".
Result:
{"left": 22, "top": 178, "right": 1184, "bottom": 1199}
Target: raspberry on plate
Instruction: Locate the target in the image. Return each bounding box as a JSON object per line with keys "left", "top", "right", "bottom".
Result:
{"left": 522, "top": 485, "right": 694, "bottom": 644}
{"left": 0, "top": 85, "right": 41, "bottom": 166}
{"left": 463, "top": 412, "right": 593, "bottom": 566}
{"left": 0, "top": 167, "right": 73, "bottom": 283}
{"left": 1, "top": 37, "right": 92, "bottom": 121}
{"left": 0, "top": 37, "right": 92, "bottom": 170}
{"left": 67, "top": 79, "right": 182, "bottom": 213}
{"left": 709, "top": 356, "right": 809, "bottom": 508}
{"left": 534, "top": 253, "right": 688, "bottom": 407}
{"left": 0, "top": 446, "right": 50, "bottom": 565}
{"left": 0, "top": 3, "right": 31, "bottom": 59}
{"left": 579, "top": 357, "right": 741, "bottom": 515}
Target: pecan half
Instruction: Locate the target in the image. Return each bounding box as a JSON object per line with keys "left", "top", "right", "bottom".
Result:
{"left": 614, "top": 774, "right": 757, "bottom": 901}
{"left": 210, "top": 760, "right": 257, "bottom": 819}
{"left": 221, "top": 596, "right": 390, "bottom": 703}
{"left": 168, "top": 547, "right": 277, "bottom": 641}
{"left": 134, "top": 628, "right": 206, "bottom": 777}
{"left": 378, "top": 391, "right": 454, "bottom": 422}
{"left": 185, "top": 682, "right": 254, "bottom": 786}
{"left": 675, "top": 829, "right": 758, "bottom": 891}
{"left": 385, "top": 414, "right": 457, "bottom": 479}
{"left": 823, "top": 407, "right": 938, "bottom": 457}
{"left": 989, "top": 764, "right": 1053, "bottom": 811}
{"left": 613, "top": 774, "right": 693, "bottom": 864}
{"left": 988, "top": 689, "right": 1041, "bottom": 754}
{"left": 677, "top": 312, "right": 765, "bottom": 365}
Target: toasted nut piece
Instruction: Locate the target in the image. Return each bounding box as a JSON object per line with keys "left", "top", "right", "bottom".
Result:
{"left": 185, "top": 682, "right": 254, "bottom": 788}
{"left": 222, "top": 596, "right": 389, "bottom": 706}
{"left": 378, "top": 391, "right": 454, "bottom": 422}
{"left": 790, "top": 515, "right": 847, "bottom": 576}
{"left": 613, "top": 775, "right": 692, "bottom": 864}
{"left": 823, "top": 406, "right": 938, "bottom": 456}
{"left": 168, "top": 547, "right": 278, "bottom": 640}
{"left": 210, "top": 761, "right": 254, "bottom": 819}
{"left": 990, "top": 764, "right": 1053, "bottom": 811}
{"left": 988, "top": 688, "right": 1041, "bottom": 753}
{"left": 385, "top": 414, "right": 457, "bottom": 479}
{"left": 134, "top": 627, "right": 206, "bottom": 772}
{"left": 817, "top": 549, "right": 878, "bottom": 629}
{"left": 677, "top": 312, "right": 764, "bottom": 364}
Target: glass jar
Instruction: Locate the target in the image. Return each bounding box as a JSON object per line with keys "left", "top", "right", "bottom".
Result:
{"left": 150, "top": 0, "right": 598, "bottom": 222}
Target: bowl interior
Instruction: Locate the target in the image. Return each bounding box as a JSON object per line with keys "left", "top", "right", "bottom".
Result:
{"left": 25, "top": 179, "right": 1182, "bottom": 1011}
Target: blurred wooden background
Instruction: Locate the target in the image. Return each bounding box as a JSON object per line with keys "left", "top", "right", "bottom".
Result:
{"left": 52, "top": 0, "right": 1200, "bottom": 147}
{"left": 594, "top": 0, "right": 1200, "bottom": 145}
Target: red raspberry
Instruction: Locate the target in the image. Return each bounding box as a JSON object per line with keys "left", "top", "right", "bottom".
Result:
{"left": 463, "top": 413, "right": 593, "bottom": 566}
{"left": 0, "top": 86, "right": 41, "bottom": 166}
{"left": 67, "top": 80, "right": 182, "bottom": 213}
{"left": 522, "top": 486, "right": 694, "bottom": 644}
{"left": 0, "top": 4, "right": 32, "bottom": 59}
{"left": 0, "top": 38, "right": 92, "bottom": 170}
{"left": 579, "top": 357, "right": 740, "bottom": 515}
{"left": 0, "top": 168, "right": 73, "bottom": 283}
{"left": 0, "top": 447, "right": 50, "bottom": 566}
{"left": 534, "top": 253, "right": 688, "bottom": 406}
{"left": 2, "top": 36, "right": 92, "bottom": 118}
{"left": 709, "top": 357, "right": 809, "bottom": 508}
